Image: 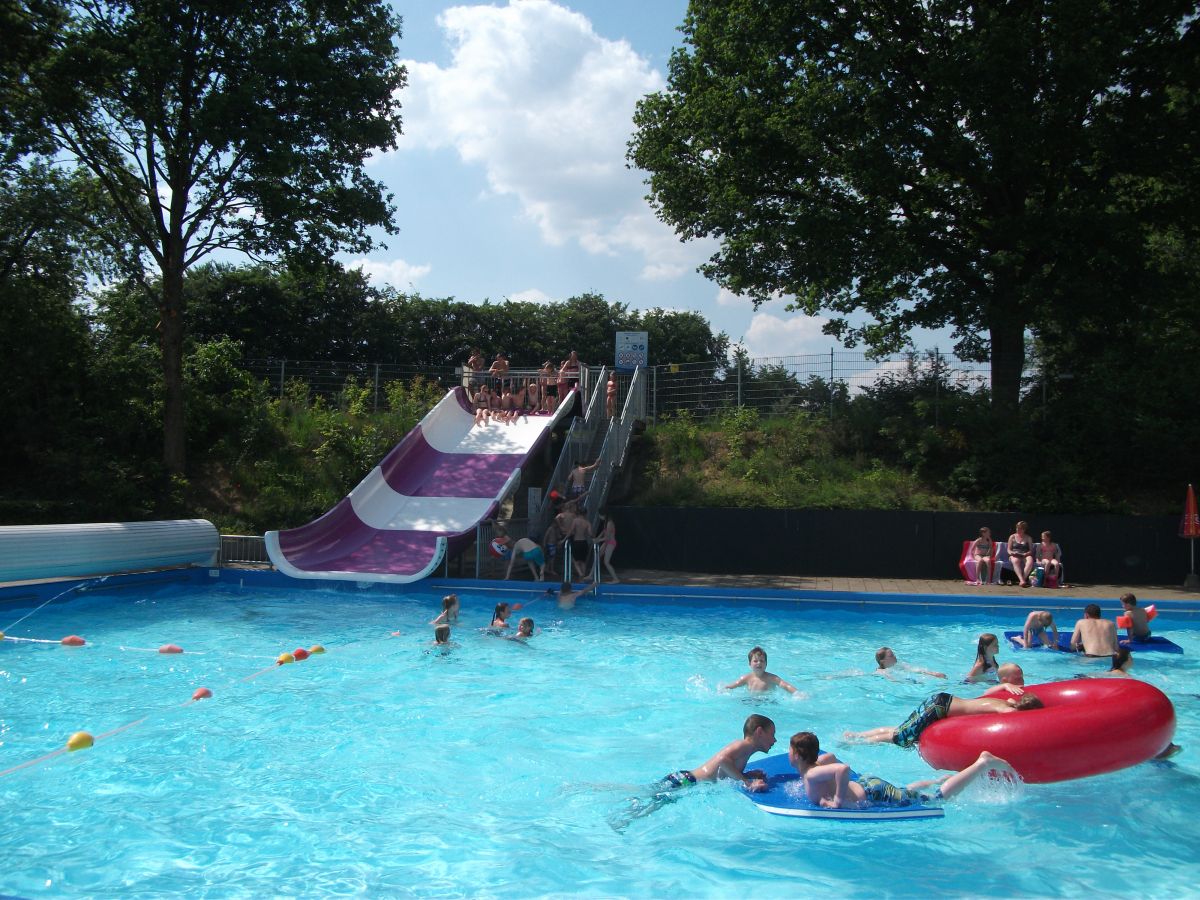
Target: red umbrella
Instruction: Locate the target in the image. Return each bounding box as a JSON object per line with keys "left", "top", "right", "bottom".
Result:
{"left": 1181, "top": 483, "right": 1200, "bottom": 538}
{"left": 1182, "top": 484, "right": 1200, "bottom": 589}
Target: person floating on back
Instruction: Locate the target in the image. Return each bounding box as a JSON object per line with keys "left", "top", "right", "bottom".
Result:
{"left": 722, "top": 647, "right": 800, "bottom": 694}
{"left": 874, "top": 647, "right": 946, "bottom": 680}
{"left": 843, "top": 690, "right": 1044, "bottom": 747}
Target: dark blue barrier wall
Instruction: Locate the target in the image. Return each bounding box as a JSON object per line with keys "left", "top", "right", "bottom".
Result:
{"left": 609, "top": 507, "right": 1187, "bottom": 584}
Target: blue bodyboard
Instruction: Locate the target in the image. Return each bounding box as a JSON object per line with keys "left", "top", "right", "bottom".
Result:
{"left": 738, "top": 753, "right": 944, "bottom": 821}
{"left": 1005, "top": 630, "right": 1182, "bottom": 654}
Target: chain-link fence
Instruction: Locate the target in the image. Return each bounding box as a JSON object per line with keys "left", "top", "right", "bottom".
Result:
{"left": 240, "top": 350, "right": 992, "bottom": 420}
{"left": 648, "top": 350, "right": 991, "bottom": 422}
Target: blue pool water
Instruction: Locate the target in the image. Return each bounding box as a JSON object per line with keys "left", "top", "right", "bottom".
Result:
{"left": 1, "top": 577, "right": 1199, "bottom": 898}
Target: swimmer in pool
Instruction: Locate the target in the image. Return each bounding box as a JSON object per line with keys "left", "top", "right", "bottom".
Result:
{"left": 844, "top": 691, "right": 1044, "bottom": 747}
{"left": 874, "top": 647, "right": 946, "bottom": 680}
{"left": 789, "top": 732, "right": 1017, "bottom": 808}
{"left": 430, "top": 594, "right": 460, "bottom": 626}
{"left": 982, "top": 663, "right": 1026, "bottom": 696}
{"left": 434, "top": 624, "right": 451, "bottom": 645}
{"left": 966, "top": 633, "right": 1001, "bottom": 680}
{"left": 506, "top": 617, "right": 535, "bottom": 642}
{"left": 609, "top": 714, "right": 778, "bottom": 830}
{"left": 721, "top": 646, "right": 800, "bottom": 694}
{"left": 556, "top": 579, "right": 598, "bottom": 610}
{"left": 1069, "top": 604, "right": 1120, "bottom": 656}
{"left": 490, "top": 602, "right": 512, "bottom": 629}
{"left": 1013, "top": 610, "right": 1059, "bottom": 649}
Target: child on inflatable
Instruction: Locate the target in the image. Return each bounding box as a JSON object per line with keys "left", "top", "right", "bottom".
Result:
{"left": 1013, "top": 611, "right": 1059, "bottom": 649}
{"left": 789, "top": 731, "right": 1017, "bottom": 808}
{"left": 1118, "top": 593, "right": 1153, "bottom": 640}
{"left": 843, "top": 690, "right": 1044, "bottom": 747}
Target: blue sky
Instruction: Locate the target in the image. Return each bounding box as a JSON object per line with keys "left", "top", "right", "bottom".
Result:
{"left": 349, "top": 0, "right": 943, "bottom": 360}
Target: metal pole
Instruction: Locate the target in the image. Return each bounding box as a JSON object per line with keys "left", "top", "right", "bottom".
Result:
{"left": 829, "top": 348, "right": 834, "bottom": 423}
{"left": 934, "top": 347, "right": 940, "bottom": 429}
{"left": 279, "top": 359, "right": 286, "bottom": 397}
{"left": 374, "top": 363, "right": 380, "bottom": 412}
{"left": 475, "top": 521, "right": 482, "bottom": 579}
{"left": 737, "top": 356, "right": 742, "bottom": 407}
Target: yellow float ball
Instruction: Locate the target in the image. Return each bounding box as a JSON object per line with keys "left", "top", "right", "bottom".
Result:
{"left": 308, "top": 644, "right": 326, "bottom": 655}
{"left": 66, "top": 731, "right": 94, "bottom": 752}
{"left": 276, "top": 652, "right": 295, "bottom": 665}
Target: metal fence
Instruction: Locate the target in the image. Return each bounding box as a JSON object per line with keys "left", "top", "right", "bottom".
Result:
{"left": 242, "top": 350, "right": 991, "bottom": 420}
{"left": 648, "top": 350, "right": 991, "bottom": 421}
{"left": 218, "top": 534, "right": 270, "bottom": 565}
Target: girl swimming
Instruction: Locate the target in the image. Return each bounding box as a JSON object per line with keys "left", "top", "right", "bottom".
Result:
{"left": 966, "top": 633, "right": 1000, "bottom": 679}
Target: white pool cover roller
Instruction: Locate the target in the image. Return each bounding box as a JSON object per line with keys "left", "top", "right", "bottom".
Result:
{"left": 0, "top": 519, "right": 219, "bottom": 582}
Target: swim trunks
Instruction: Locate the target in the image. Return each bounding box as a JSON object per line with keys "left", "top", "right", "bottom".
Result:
{"left": 571, "top": 538, "right": 589, "bottom": 561}
{"left": 526, "top": 546, "right": 545, "bottom": 566}
{"left": 856, "top": 774, "right": 936, "bottom": 805}
{"left": 660, "top": 770, "right": 697, "bottom": 789}
{"left": 892, "top": 692, "right": 953, "bottom": 748}
{"left": 568, "top": 483, "right": 586, "bottom": 498}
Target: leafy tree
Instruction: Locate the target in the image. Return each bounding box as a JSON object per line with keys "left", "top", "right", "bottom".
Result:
{"left": 21, "top": 0, "right": 406, "bottom": 474}
{"left": 629, "top": 0, "right": 1199, "bottom": 419}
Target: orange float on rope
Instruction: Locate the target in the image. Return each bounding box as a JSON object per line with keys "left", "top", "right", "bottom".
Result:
{"left": 1117, "top": 604, "right": 1157, "bottom": 629}
{"left": 61, "top": 635, "right": 86, "bottom": 646}
{"left": 292, "top": 647, "right": 310, "bottom": 661}
{"left": 158, "top": 644, "right": 184, "bottom": 654}
{"left": 277, "top": 652, "right": 295, "bottom": 665}
{"left": 66, "top": 731, "right": 94, "bottom": 752}
{"left": 309, "top": 644, "right": 326, "bottom": 655}
{"left": 192, "top": 687, "right": 213, "bottom": 701}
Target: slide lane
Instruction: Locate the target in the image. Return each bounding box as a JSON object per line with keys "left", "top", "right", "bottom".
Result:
{"left": 265, "top": 386, "right": 574, "bottom": 583}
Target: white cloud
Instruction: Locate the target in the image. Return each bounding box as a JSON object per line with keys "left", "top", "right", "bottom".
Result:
{"left": 742, "top": 311, "right": 832, "bottom": 358}
{"left": 349, "top": 256, "right": 432, "bottom": 287}
{"left": 507, "top": 288, "right": 554, "bottom": 304}
{"left": 396, "top": 0, "right": 710, "bottom": 278}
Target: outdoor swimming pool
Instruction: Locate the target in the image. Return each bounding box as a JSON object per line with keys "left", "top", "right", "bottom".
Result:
{"left": 1, "top": 573, "right": 1198, "bottom": 898}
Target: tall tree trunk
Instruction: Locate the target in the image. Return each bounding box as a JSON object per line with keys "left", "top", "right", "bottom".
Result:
{"left": 160, "top": 254, "right": 186, "bottom": 476}
{"left": 989, "top": 309, "right": 1026, "bottom": 425}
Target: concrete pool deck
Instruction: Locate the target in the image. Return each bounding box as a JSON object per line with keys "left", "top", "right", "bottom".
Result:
{"left": 611, "top": 569, "right": 1200, "bottom": 603}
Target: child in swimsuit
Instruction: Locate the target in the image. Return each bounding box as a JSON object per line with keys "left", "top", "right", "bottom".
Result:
{"left": 969, "top": 527, "right": 994, "bottom": 585}
{"left": 966, "top": 633, "right": 1000, "bottom": 679}
{"left": 430, "top": 594, "right": 460, "bottom": 626}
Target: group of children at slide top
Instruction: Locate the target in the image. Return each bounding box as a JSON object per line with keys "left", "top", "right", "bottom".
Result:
{"left": 617, "top": 596, "right": 1165, "bottom": 824}
{"left": 466, "top": 349, "right": 621, "bottom": 426}
{"left": 969, "top": 520, "right": 1063, "bottom": 586}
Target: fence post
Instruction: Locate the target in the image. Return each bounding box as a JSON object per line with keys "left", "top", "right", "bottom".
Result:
{"left": 475, "top": 521, "right": 482, "bottom": 579}
{"left": 934, "top": 347, "right": 940, "bottom": 428}
{"left": 737, "top": 356, "right": 742, "bottom": 407}
{"left": 829, "top": 348, "right": 835, "bottom": 423}
{"left": 374, "top": 363, "right": 381, "bottom": 412}
{"left": 279, "top": 359, "right": 286, "bottom": 398}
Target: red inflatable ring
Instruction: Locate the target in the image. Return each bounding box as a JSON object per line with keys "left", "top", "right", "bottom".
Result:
{"left": 918, "top": 679, "right": 1175, "bottom": 784}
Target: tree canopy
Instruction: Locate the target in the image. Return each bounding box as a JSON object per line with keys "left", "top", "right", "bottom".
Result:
{"left": 629, "top": 0, "right": 1200, "bottom": 413}
{"left": 16, "top": 0, "right": 406, "bottom": 473}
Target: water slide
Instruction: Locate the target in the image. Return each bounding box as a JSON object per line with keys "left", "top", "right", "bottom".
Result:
{"left": 265, "top": 386, "right": 575, "bottom": 583}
